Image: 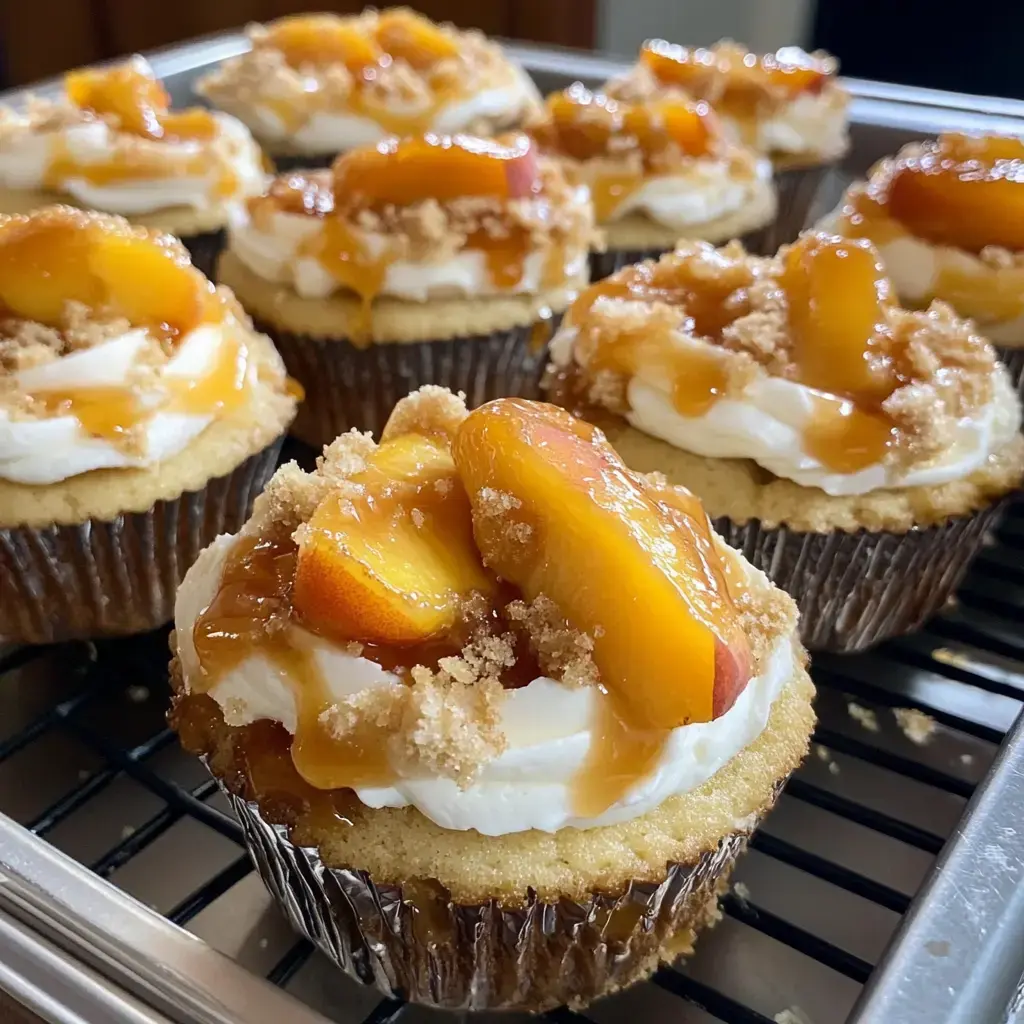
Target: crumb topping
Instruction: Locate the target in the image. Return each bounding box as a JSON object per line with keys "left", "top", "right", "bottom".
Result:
{"left": 197, "top": 10, "right": 532, "bottom": 134}
{"left": 558, "top": 237, "right": 1005, "bottom": 467}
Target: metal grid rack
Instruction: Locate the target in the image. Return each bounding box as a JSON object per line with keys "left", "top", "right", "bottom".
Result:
{"left": 0, "top": 37, "right": 1024, "bottom": 1024}
{"left": 1, "top": 500, "right": 1023, "bottom": 1024}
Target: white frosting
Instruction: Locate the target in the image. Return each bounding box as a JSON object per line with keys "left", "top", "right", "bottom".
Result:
{"left": 228, "top": 197, "right": 589, "bottom": 301}
{"left": 0, "top": 109, "right": 267, "bottom": 215}
{"left": 603, "top": 157, "right": 772, "bottom": 229}
{"left": 247, "top": 71, "right": 539, "bottom": 154}
{"left": 724, "top": 91, "right": 847, "bottom": 159}
{"left": 0, "top": 323, "right": 244, "bottom": 484}
{"left": 551, "top": 326, "right": 1021, "bottom": 497}
{"left": 175, "top": 533, "right": 791, "bottom": 835}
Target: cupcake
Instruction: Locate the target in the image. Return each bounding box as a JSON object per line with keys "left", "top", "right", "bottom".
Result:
{"left": 0, "top": 206, "right": 298, "bottom": 644}
{"left": 169, "top": 387, "right": 814, "bottom": 1012}
{"left": 197, "top": 8, "right": 541, "bottom": 171}
{"left": 217, "top": 132, "right": 594, "bottom": 444}
{"left": 0, "top": 57, "right": 267, "bottom": 277}
{"left": 821, "top": 132, "right": 1024, "bottom": 392}
{"left": 545, "top": 232, "right": 1024, "bottom": 652}
{"left": 528, "top": 83, "right": 776, "bottom": 276}
{"left": 604, "top": 40, "right": 850, "bottom": 250}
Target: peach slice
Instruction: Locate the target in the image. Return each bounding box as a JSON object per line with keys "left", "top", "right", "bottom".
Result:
{"left": 65, "top": 61, "right": 170, "bottom": 139}
{"left": 452, "top": 399, "right": 752, "bottom": 726}
{"left": 332, "top": 134, "right": 540, "bottom": 211}
{"left": 887, "top": 136, "right": 1024, "bottom": 253}
{"left": 266, "top": 15, "right": 382, "bottom": 72}
{"left": 375, "top": 8, "right": 459, "bottom": 68}
{"left": 293, "top": 433, "right": 493, "bottom": 645}
{"left": 780, "top": 233, "right": 895, "bottom": 401}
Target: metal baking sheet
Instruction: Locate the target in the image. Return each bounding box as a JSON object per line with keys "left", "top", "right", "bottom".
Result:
{"left": 1, "top": 33, "right": 1024, "bottom": 1024}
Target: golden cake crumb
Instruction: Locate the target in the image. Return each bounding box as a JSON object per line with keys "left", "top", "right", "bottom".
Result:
{"left": 847, "top": 702, "right": 879, "bottom": 733}
{"left": 893, "top": 707, "right": 937, "bottom": 745}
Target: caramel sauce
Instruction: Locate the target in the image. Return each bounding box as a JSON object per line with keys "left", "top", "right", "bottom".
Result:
{"left": 591, "top": 174, "right": 644, "bottom": 222}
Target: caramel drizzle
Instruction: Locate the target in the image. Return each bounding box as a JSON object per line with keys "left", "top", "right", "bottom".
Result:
{"left": 29, "top": 333, "right": 249, "bottom": 447}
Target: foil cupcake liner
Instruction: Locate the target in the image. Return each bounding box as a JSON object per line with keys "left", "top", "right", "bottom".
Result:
{"left": 264, "top": 320, "right": 558, "bottom": 444}
{"left": 181, "top": 229, "right": 226, "bottom": 280}
{"left": 995, "top": 344, "right": 1024, "bottom": 396}
{"left": 712, "top": 501, "right": 1008, "bottom": 652}
{"left": 0, "top": 438, "right": 283, "bottom": 645}
{"left": 219, "top": 780, "right": 769, "bottom": 1012}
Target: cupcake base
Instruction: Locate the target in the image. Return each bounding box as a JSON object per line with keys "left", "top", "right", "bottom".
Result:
{"left": 0, "top": 438, "right": 283, "bottom": 645}
{"left": 712, "top": 505, "right": 1007, "bottom": 652}
{"left": 226, "top": 784, "right": 748, "bottom": 1011}
{"left": 268, "top": 320, "right": 556, "bottom": 444}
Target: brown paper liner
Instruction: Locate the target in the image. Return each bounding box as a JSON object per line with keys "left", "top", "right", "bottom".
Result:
{"left": 181, "top": 229, "right": 226, "bottom": 280}
{"left": 264, "top": 320, "right": 557, "bottom": 445}
{"left": 269, "top": 153, "right": 337, "bottom": 173}
{"left": 220, "top": 780, "right": 769, "bottom": 1011}
{"left": 743, "top": 164, "right": 834, "bottom": 256}
{"left": 588, "top": 220, "right": 779, "bottom": 282}
{"left": 995, "top": 344, "right": 1024, "bottom": 396}
{"left": 712, "top": 501, "right": 1008, "bottom": 652}
{"left": 0, "top": 438, "right": 283, "bottom": 645}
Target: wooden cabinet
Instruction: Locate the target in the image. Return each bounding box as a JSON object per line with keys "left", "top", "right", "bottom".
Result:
{"left": 0, "top": 1, "right": 596, "bottom": 87}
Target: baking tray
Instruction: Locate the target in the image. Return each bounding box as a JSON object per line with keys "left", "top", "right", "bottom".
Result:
{"left": 1, "top": 34, "right": 1024, "bottom": 1024}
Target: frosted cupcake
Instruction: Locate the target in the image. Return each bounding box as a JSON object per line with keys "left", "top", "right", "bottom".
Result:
{"left": 546, "top": 232, "right": 1024, "bottom": 651}
{"left": 0, "top": 57, "right": 267, "bottom": 276}
{"left": 0, "top": 207, "right": 297, "bottom": 644}
{"left": 217, "top": 132, "right": 593, "bottom": 444}
{"left": 529, "top": 83, "right": 776, "bottom": 275}
{"left": 170, "top": 387, "right": 814, "bottom": 1012}
{"left": 605, "top": 40, "right": 849, "bottom": 249}
{"left": 197, "top": 8, "right": 541, "bottom": 170}
{"left": 822, "top": 133, "right": 1024, "bottom": 392}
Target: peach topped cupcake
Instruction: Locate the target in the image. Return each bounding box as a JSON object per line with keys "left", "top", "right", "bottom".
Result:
{"left": 822, "top": 133, "right": 1024, "bottom": 389}
{"left": 606, "top": 40, "right": 850, "bottom": 246}
{"left": 197, "top": 8, "right": 541, "bottom": 168}
{"left": 0, "top": 57, "right": 267, "bottom": 275}
{"left": 546, "top": 232, "right": 1024, "bottom": 650}
{"left": 0, "top": 206, "right": 297, "bottom": 643}
{"left": 529, "top": 83, "right": 776, "bottom": 275}
{"left": 218, "top": 132, "right": 594, "bottom": 442}
{"left": 170, "top": 388, "right": 814, "bottom": 1011}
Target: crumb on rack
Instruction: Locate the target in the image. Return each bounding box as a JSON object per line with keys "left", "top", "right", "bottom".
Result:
{"left": 893, "top": 707, "right": 937, "bottom": 745}
{"left": 774, "top": 1008, "right": 814, "bottom": 1024}
{"left": 960, "top": 752, "right": 974, "bottom": 766}
{"left": 733, "top": 880, "right": 751, "bottom": 901}
{"left": 847, "top": 701, "right": 879, "bottom": 733}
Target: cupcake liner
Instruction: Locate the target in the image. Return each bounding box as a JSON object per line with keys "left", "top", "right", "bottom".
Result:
{"left": 712, "top": 501, "right": 1008, "bottom": 652}
{"left": 269, "top": 153, "right": 337, "bottom": 173}
{"left": 0, "top": 438, "right": 283, "bottom": 645}
{"left": 588, "top": 219, "right": 789, "bottom": 281}
{"left": 744, "top": 165, "right": 835, "bottom": 256}
{"left": 220, "top": 780, "right": 773, "bottom": 1012}
{"left": 181, "top": 229, "right": 226, "bottom": 280}
{"left": 265, "top": 320, "right": 558, "bottom": 444}
{"left": 995, "top": 344, "right": 1024, "bottom": 396}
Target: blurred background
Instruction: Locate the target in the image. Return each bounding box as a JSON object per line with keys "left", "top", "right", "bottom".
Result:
{"left": 2, "top": 0, "right": 1023, "bottom": 98}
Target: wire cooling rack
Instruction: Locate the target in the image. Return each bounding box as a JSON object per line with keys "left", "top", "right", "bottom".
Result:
{"left": 1, "top": 490, "right": 1022, "bottom": 1023}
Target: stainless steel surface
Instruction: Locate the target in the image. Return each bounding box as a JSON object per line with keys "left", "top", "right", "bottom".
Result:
{"left": 0, "top": 31, "right": 1023, "bottom": 1024}
{"left": 850, "top": 708, "right": 1024, "bottom": 1024}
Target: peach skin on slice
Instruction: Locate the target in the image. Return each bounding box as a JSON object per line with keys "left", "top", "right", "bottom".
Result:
{"left": 452, "top": 398, "right": 753, "bottom": 726}
{"left": 293, "top": 433, "right": 493, "bottom": 645}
